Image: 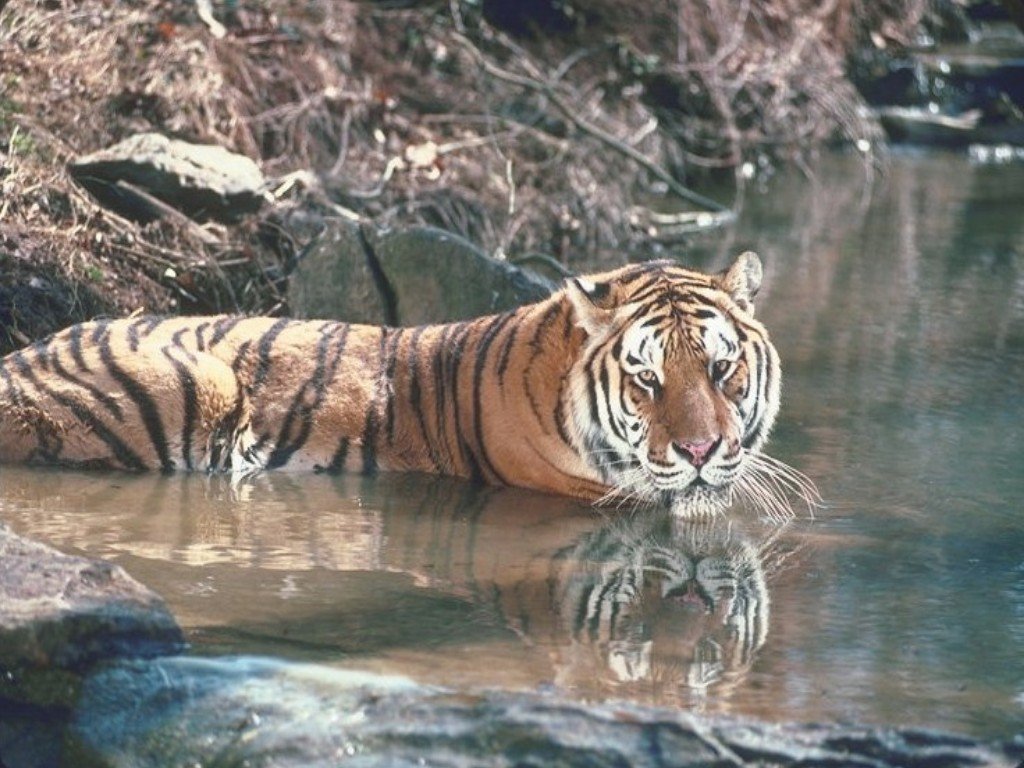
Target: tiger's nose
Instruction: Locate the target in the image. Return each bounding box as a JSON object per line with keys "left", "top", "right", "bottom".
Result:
{"left": 673, "top": 437, "right": 721, "bottom": 468}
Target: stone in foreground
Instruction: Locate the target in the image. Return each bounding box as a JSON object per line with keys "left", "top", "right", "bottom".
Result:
{"left": 0, "top": 524, "right": 185, "bottom": 709}
{"left": 68, "top": 656, "right": 1023, "bottom": 768}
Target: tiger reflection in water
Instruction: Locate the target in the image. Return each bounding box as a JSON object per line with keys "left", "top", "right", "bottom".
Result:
{"left": 521, "top": 510, "right": 787, "bottom": 703}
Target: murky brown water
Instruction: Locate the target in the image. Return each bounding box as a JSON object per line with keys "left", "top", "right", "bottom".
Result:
{"left": 3, "top": 151, "right": 1023, "bottom": 738}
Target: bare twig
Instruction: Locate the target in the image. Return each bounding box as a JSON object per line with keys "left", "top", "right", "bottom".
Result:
{"left": 452, "top": 32, "right": 734, "bottom": 220}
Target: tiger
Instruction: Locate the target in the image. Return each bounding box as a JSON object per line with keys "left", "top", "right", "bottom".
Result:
{"left": 0, "top": 252, "right": 803, "bottom": 517}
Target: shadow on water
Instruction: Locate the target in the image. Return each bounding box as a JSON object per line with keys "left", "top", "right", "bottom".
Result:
{"left": 2, "top": 150, "right": 1024, "bottom": 739}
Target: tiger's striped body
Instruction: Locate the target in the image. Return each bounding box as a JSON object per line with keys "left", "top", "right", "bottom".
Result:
{"left": 0, "top": 254, "right": 786, "bottom": 515}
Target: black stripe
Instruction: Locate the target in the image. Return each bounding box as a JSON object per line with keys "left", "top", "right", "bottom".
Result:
{"left": 90, "top": 320, "right": 111, "bottom": 344}
{"left": 604, "top": 570, "right": 629, "bottom": 640}
{"left": 170, "top": 328, "right": 198, "bottom": 364}
{"left": 610, "top": 335, "right": 624, "bottom": 361}
{"left": 49, "top": 351, "right": 124, "bottom": 421}
{"left": 69, "top": 324, "right": 88, "bottom": 371}
{"left": 553, "top": 375, "right": 576, "bottom": 449}
{"left": 406, "top": 325, "right": 442, "bottom": 471}
{"left": 97, "top": 329, "right": 174, "bottom": 471}
{"left": 127, "top": 318, "right": 146, "bottom": 352}
{"left": 495, "top": 316, "right": 521, "bottom": 385}
{"left": 163, "top": 349, "right": 198, "bottom": 470}
{"left": 360, "top": 411, "right": 378, "bottom": 473}
{"left": 0, "top": 359, "right": 20, "bottom": 404}
{"left": 741, "top": 343, "right": 767, "bottom": 449}
{"left": 528, "top": 302, "right": 563, "bottom": 356}
{"left": 28, "top": 336, "right": 55, "bottom": 372}
{"left": 599, "top": 363, "right": 627, "bottom": 443}
{"left": 268, "top": 323, "right": 349, "bottom": 469}
{"left": 383, "top": 328, "right": 401, "bottom": 444}
{"left": 639, "top": 312, "right": 668, "bottom": 330}
{"left": 318, "top": 437, "right": 350, "bottom": 474}
{"left": 573, "top": 583, "right": 597, "bottom": 639}
{"left": 518, "top": 303, "right": 565, "bottom": 440}
{"left": 470, "top": 312, "right": 516, "bottom": 484}
{"left": 209, "top": 316, "right": 245, "bottom": 347}
{"left": 561, "top": 310, "right": 574, "bottom": 340}
{"left": 194, "top": 321, "right": 210, "bottom": 351}
{"left": 432, "top": 324, "right": 459, "bottom": 470}
{"left": 448, "top": 322, "right": 483, "bottom": 481}
{"left": 624, "top": 282, "right": 669, "bottom": 307}
{"left": 360, "top": 329, "right": 388, "bottom": 474}
{"left": 210, "top": 388, "right": 250, "bottom": 470}
{"left": 585, "top": 370, "right": 601, "bottom": 437}
{"left": 128, "top": 317, "right": 166, "bottom": 352}
{"left": 231, "top": 339, "right": 253, "bottom": 374}
{"left": 252, "top": 318, "right": 292, "bottom": 393}
{"left": 617, "top": 263, "right": 664, "bottom": 286}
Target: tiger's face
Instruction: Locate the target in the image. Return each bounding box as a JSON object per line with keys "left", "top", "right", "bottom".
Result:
{"left": 565, "top": 253, "right": 781, "bottom": 516}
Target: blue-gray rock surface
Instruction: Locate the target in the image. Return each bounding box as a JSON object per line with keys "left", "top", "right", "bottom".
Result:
{"left": 0, "top": 524, "right": 185, "bottom": 768}
{"left": 67, "top": 656, "right": 1024, "bottom": 768}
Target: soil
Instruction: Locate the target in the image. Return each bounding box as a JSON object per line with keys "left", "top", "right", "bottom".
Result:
{"left": 0, "top": 0, "right": 930, "bottom": 356}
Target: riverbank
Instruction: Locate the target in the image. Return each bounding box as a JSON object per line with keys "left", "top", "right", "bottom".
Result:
{"left": 1, "top": 0, "right": 940, "bottom": 354}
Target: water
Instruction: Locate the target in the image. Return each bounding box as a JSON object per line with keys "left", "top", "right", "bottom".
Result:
{"left": 2, "top": 151, "right": 1023, "bottom": 739}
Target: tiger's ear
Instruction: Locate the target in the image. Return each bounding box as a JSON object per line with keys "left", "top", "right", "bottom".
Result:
{"left": 565, "top": 276, "right": 616, "bottom": 334}
{"left": 717, "top": 251, "right": 763, "bottom": 313}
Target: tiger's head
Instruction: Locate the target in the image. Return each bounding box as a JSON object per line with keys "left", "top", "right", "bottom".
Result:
{"left": 564, "top": 253, "right": 784, "bottom": 517}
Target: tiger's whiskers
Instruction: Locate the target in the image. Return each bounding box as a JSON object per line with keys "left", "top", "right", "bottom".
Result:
{"left": 736, "top": 451, "right": 821, "bottom": 522}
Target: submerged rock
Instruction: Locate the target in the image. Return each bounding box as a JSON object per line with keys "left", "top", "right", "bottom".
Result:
{"left": 68, "top": 656, "right": 1023, "bottom": 768}
{"left": 69, "top": 133, "right": 268, "bottom": 222}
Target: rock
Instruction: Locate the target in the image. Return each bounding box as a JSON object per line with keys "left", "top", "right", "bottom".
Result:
{"left": 67, "top": 656, "right": 1024, "bottom": 768}
{"left": 854, "top": 16, "right": 1024, "bottom": 147}
{"left": 0, "top": 524, "right": 185, "bottom": 709}
{"left": 365, "top": 226, "right": 555, "bottom": 325}
{"left": 876, "top": 105, "right": 1024, "bottom": 147}
{"left": 0, "top": 525, "right": 185, "bottom": 767}
{"left": 283, "top": 208, "right": 557, "bottom": 325}
{"left": 69, "top": 133, "right": 268, "bottom": 222}
{"left": 280, "top": 205, "right": 390, "bottom": 325}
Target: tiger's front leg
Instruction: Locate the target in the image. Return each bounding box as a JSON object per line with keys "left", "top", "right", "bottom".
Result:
{"left": 125, "top": 347, "right": 260, "bottom": 473}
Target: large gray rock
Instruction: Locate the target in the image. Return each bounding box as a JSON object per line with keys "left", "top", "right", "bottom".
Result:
{"left": 282, "top": 207, "right": 390, "bottom": 325}
{"left": 69, "top": 132, "right": 268, "bottom": 222}
{"left": 367, "top": 226, "right": 554, "bottom": 325}
{"left": 0, "top": 526, "right": 185, "bottom": 767}
{"left": 67, "top": 656, "right": 1023, "bottom": 768}
{"left": 0, "top": 524, "right": 184, "bottom": 709}
{"left": 285, "top": 212, "right": 556, "bottom": 326}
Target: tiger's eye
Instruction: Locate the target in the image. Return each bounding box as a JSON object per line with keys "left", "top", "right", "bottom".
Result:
{"left": 711, "top": 360, "right": 733, "bottom": 380}
{"left": 636, "top": 369, "right": 659, "bottom": 388}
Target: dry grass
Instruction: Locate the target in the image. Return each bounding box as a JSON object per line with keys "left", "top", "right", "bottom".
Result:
{"left": 0, "top": 0, "right": 928, "bottom": 354}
